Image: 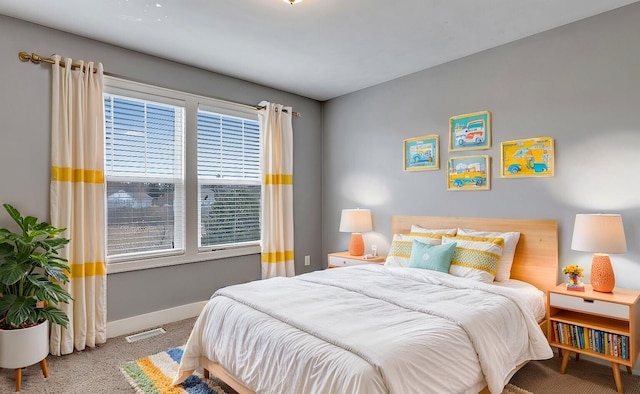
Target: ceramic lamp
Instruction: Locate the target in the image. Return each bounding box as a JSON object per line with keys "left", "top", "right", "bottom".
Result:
{"left": 339, "top": 209, "right": 372, "bottom": 256}
{"left": 571, "top": 214, "right": 627, "bottom": 293}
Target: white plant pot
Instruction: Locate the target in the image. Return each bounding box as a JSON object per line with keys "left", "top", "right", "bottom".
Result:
{"left": 0, "top": 321, "right": 50, "bottom": 369}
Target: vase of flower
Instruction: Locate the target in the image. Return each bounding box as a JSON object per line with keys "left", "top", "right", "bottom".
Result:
{"left": 562, "top": 264, "right": 585, "bottom": 291}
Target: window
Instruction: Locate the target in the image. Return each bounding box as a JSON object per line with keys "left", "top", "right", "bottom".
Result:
{"left": 104, "top": 78, "right": 261, "bottom": 273}
{"left": 198, "top": 109, "right": 261, "bottom": 248}
{"left": 105, "top": 94, "right": 185, "bottom": 258}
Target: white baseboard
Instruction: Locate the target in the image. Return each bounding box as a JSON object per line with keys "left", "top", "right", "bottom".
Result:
{"left": 106, "top": 300, "right": 208, "bottom": 339}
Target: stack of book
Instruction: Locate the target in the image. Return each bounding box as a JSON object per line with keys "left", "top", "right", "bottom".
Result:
{"left": 552, "top": 321, "right": 629, "bottom": 360}
{"left": 566, "top": 281, "right": 585, "bottom": 291}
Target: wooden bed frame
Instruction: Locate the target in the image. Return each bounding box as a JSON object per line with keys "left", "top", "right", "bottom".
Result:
{"left": 200, "top": 216, "right": 559, "bottom": 394}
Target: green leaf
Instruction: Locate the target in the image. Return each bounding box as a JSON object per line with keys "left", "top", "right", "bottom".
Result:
{"left": 28, "top": 276, "right": 72, "bottom": 304}
{"left": 0, "top": 293, "right": 17, "bottom": 317}
{"left": 5, "top": 296, "right": 37, "bottom": 327}
{"left": 3, "top": 204, "right": 24, "bottom": 231}
{"left": 37, "top": 307, "right": 69, "bottom": 328}
{"left": 23, "top": 216, "right": 38, "bottom": 232}
{"left": 41, "top": 237, "right": 70, "bottom": 249}
{"left": 0, "top": 257, "right": 29, "bottom": 286}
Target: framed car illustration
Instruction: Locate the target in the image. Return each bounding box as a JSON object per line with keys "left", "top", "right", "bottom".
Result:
{"left": 447, "top": 155, "right": 490, "bottom": 191}
{"left": 403, "top": 134, "right": 439, "bottom": 171}
{"left": 449, "top": 111, "right": 491, "bottom": 151}
{"left": 501, "top": 136, "right": 554, "bottom": 178}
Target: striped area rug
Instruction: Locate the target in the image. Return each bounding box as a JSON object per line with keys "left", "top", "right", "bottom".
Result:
{"left": 120, "top": 346, "right": 228, "bottom": 394}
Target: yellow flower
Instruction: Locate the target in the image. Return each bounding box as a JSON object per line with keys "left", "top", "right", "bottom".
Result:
{"left": 562, "top": 264, "right": 584, "bottom": 278}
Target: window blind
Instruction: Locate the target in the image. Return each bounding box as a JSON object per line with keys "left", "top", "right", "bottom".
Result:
{"left": 197, "top": 110, "right": 261, "bottom": 247}
{"left": 105, "top": 94, "right": 185, "bottom": 257}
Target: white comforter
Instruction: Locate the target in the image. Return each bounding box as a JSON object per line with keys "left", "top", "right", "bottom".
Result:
{"left": 174, "top": 265, "right": 552, "bottom": 393}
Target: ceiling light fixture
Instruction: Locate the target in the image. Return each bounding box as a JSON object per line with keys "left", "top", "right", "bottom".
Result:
{"left": 283, "top": 0, "right": 303, "bottom": 4}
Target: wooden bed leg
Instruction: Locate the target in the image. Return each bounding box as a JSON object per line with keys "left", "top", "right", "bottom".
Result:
{"left": 560, "top": 349, "right": 571, "bottom": 374}
{"left": 204, "top": 369, "right": 210, "bottom": 379}
{"left": 626, "top": 365, "right": 632, "bottom": 374}
{"left": 574, "top": 353, "right": 580, "bottom": 362}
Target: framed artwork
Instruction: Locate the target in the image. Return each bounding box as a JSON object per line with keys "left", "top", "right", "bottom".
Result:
{"left": 447, "top": 155, "right": 490, "bottom": 191}
{"left": 403, "top": 134, "right": 439, "bottom": 171}
{"left": 501, "top": 136, "right": 554, "bottom": 178}
{"left": 449, "top": 111, "right": 491, "bottom": 151}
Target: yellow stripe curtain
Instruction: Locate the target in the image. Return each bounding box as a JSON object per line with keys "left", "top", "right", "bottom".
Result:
{"left": 49, "top": 55, "right": 107, "bottom": 356}
{"left": 258, "top": 101, "right": 295, "bottom": 279}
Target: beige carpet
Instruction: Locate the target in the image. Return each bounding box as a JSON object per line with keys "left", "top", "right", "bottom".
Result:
{"left": 1, "top": 317, "right": 638, "bottom": 393}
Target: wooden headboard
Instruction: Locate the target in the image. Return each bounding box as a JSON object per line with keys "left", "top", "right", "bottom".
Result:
{"left": 391, "top": 216, "right": 559, "bottom": 293}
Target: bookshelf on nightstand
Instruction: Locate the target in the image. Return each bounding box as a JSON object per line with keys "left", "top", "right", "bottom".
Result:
{"left": 548, "top": 284, "right": 640, "bottom": 393}
{"left": 327, "top": 251, "right": 385, "bottom": 268}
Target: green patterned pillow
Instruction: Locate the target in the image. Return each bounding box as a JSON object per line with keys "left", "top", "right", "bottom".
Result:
{"left": 408, "top": 240, "right": 457, "bottom": 272}
{"left": 442, "top": 235, "right": 504, "bottom": 283}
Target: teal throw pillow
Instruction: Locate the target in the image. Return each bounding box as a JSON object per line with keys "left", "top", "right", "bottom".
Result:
{"left": 408, "top": 240, "right": 457, "bottom": 272}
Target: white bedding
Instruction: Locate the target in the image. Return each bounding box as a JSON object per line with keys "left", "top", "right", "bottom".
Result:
{"left": 174, "top": 265, "right": 552, "bottom": 394}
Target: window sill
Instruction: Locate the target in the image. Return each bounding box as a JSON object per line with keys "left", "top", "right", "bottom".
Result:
{"left": 106, "top": 244, "right": 261, "bottom": 274}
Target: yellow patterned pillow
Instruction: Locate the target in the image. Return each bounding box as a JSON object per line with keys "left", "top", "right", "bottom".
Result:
{"left": 442, "top": 235, "right": 504, "bottom": 283}
{"left": 384, "top": 234, "right": 414, "bottom": 267}
{"left": 408, "top": 225, "right": 457, "bottom": 245}
{"left": 385, "top": 228, "right": 456, "bottom": 268}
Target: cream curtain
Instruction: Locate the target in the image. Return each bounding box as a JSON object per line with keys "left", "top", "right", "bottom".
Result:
{"left": 258, "top": 101, "right": 295, "bottom": 279}
{"left": 49, "top": 55, "right": 107, "bottom": 356}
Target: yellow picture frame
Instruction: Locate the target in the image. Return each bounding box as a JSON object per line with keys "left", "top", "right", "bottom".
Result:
{"left": 403, "top": 134, "right": 440, "bottom": 171}
{"left": 447, "top": 155, "right": 490, "bottom": 191}
{"left": 449, "top": 111, "right": 491, "bottom": 151}
{"left": 500, "top": 137, "right": 554, "bottom": 178}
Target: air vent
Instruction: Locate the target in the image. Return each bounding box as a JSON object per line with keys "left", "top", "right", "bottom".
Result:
{"left": 125, "top": 327, "right": 166, "bottom": 343}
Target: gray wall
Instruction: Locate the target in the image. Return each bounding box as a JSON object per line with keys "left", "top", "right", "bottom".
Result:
{"left": 323, "top": 3, "right": 640, "bottom": 290}
{"left": 0, "top": 15, "right": 323, "bottom": 321}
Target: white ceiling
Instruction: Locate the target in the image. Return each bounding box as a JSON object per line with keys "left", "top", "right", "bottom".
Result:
{"left": 1, "top": 0, "right": 638, "bottom": 101}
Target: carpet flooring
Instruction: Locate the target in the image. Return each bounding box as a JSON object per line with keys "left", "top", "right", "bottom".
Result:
{"left": 0, "top": 316, "right": 639, "bottom": 393}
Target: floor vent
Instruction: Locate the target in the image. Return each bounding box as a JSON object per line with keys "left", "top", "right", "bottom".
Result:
{"left": 125, "top": 327, "right": 166, "bottom": 343}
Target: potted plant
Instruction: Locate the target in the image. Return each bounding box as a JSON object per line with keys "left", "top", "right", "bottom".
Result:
{"left": 0, "top": 203, "right": 72, "bottom": 383}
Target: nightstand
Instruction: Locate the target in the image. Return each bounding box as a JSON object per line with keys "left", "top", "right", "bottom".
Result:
{"left": 548, "top": 284, "right": 640, "bottom": 393}
{"left": 327, "top": 251, "right": 385, "bottom": 268}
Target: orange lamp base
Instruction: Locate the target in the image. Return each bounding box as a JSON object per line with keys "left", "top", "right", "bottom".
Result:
{"left": 590, "top": 253, "right": 615, "bottom": 293}
{"left": 348, "top": 233, "right": 365, "bottom": 256}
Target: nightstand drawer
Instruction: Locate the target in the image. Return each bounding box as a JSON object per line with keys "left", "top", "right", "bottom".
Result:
{"left": 328, "top": 255, "right": 369, "bottom": 267}
{"left": 550, "top": 292, "right": 629, "bottom": 319}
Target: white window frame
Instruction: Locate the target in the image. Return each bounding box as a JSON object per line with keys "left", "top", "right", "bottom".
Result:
{"left": 105, "top": 77, "right": 261, "bottom": 274}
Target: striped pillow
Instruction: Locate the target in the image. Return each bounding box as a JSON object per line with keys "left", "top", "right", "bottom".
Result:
{"left": 384, "top": 234, "right": 414, "bottom": 267}
{"left": 385, "top": 227, "right": 458, "bottom": 268}
{"left": 409, "top": 225, "right": 457, "bottom": 244}
{"left": 442, "top": 234, "right": 504, "bottom": 283}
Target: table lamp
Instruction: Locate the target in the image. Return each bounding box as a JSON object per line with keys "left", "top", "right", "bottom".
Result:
{"left": 339, "top": 208, "right": 372, "bottom": 256}
{"left": 571, "top": 214, "right": 627, "bottom": 293}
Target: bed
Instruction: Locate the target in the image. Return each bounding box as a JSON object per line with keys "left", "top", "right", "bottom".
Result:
{"left": 174, "top": 216, "right": 559, "bottom": 394}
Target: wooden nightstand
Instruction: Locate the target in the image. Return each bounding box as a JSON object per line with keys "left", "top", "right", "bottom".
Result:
{"left": 327, "top": 251, "right": 385, "bottom": 268}
{"left": 548, "top": 284, "right": 640, "bottom": 393}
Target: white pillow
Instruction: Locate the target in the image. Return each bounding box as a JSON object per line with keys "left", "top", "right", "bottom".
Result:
{"left": 442, "top": 235, "right": 504, "bottom": 283}
{"left": 457, "top": 228, "right": 520, "bottom": 282}
{"left": 409, "top": 225, "right": 457, "bottom": 243}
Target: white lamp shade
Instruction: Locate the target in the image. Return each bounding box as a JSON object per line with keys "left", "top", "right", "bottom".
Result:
{"left": 571, "top": 214, "right": 627, "bottom": 254}
{"left": 339, "top": 209, "right": 372, "bottom": 233}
